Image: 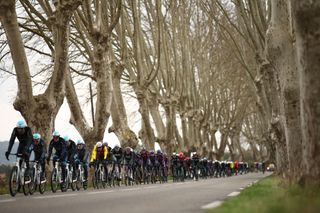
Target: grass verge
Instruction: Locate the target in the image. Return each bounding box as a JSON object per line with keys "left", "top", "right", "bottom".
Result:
{"left": 206, "top": 175, "right": 320, "bottom": 213}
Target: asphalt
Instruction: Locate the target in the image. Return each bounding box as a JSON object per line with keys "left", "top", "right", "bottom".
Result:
{"left": 0, "top": 172, "right": 271, "bottom": 213}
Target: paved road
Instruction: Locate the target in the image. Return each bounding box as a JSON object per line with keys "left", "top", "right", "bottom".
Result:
{"left": 0, "top": 172, "right": 270, "bottom": 213}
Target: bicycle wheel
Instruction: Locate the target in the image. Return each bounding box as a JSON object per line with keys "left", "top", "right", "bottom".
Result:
{"left": 28, "top": 168, "right": 36, "bottom": 195}
{"left": 76, "top": 169, "right": 82, "bottom": 191}
{"left": 9, "top": 166, "right": 19, "bottom": 197}
{"left": 23, "top": 171, "right": 31, "bottom": 196}
{"left": 51, "top": 168, "right": 58, "bottom": 193}
{"left": 39, "top": 172, "right": 46, "bottom": 194}
{"left": 71, "top": 171, "right": 77, "bottom": 191}
{"left": 92, "top": 173, "right": 97, "bottom": 189}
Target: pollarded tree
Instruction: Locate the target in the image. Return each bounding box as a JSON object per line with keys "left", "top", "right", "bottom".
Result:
{"left": 0, "top": 0, "right": 82, "bottom": 143}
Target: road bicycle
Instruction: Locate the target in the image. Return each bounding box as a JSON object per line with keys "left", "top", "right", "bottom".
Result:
{"left": 8, "top": 153, "right": 31, "bottom": 196}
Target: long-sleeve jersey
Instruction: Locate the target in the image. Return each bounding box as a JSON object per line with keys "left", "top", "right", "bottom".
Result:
{"left": 66, "top": 140, "right": 77, "bottom": 160}
{"left": 47, "top": 137, "right": 67, "bottom": 159}
{"left": 32, "top": 139, "right": 47, "bottom": 160}
{"left": 76, "top": 146, "right": 89, "bottom": 163}
{"left": 7, "top": 127, "right": 33, "bottom": 154}
{"left": 90, "top": 146, "right": 107, "bottom": 163}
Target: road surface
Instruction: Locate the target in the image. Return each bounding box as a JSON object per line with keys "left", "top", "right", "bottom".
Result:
{"left": 0, "top": 172, "right": 270, "bottom": 213}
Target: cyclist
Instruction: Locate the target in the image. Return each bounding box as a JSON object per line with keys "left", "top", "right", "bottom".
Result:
{"left": 64, "top": 135, "right": 77, "bottom": 179}
{"left": 6, "top": 120, "right": 33, "bottom": 173}
{"left": 47, "top": 131, "right": 67, "bottom": 187}
{"left": 123, "top": 147, "right": 134, "bottom": 180}
{"left": 156, "top": 150, "right": 166, "bottom": 179}
{"left": 170, "top": 152, "right": 179, "bottom": 179}
{"left": 32, "top": 133, "right": 47, "bottom": 180}
{"left": 191, "top": 152, "right": 200, "bottom": 180}
{"left": 75, "top": 139, "right": 89, "bottom": 182}
{"left": 149, "top": 150, "right": 157, "bottom": 170}
{"left": 103, "top": 141, "right": 115, "bottom": 181}
{"left": 111, "top": 144, "right": 123, "bottom": 180}
{"left": 178, "top": 152, "right": 185, "bottom": 179}
{"left": 140, "top": 147, "right": 150, "bottom": 172}
{"left": 90, "top": 142, "right": 108, "bottom": 179}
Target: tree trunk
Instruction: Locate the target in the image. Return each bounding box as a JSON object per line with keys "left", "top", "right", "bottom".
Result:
{"left": 292, "top": 0, "right": 320, "bottom": 185}
{"left": 266, "top": 0, "right": 302, "bottom": 183}
{"left": 109, "top": 63, "right": 138, "bottom": 148}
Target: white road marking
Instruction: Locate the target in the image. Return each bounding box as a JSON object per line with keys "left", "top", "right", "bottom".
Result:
{"left": 0, "top": 199, "right": 16, "bottom": 203}
{"left": 239, "top": 187, "right": 244, "bottom": 190}
{"left": 227, "top": 191, "right": 240, "bottom": 197}
{"left": 201, "top": 201, "right": 223, "bottom": 209}
{"left": 87, "top": 190, "right": 115, "bottom": 195}
{"left": 33, "top": 193, "right": 77, "bottom": 199}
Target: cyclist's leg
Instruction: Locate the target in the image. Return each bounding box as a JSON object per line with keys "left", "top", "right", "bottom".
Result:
{"left": 83, "top": 161, "right": 88, "bottom": 181}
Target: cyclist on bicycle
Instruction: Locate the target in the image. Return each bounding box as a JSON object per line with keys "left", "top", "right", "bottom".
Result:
{"left": 170, "top": 152, "right": 179, "bottom": 177}
{"left": 90, "top": 142, "right": 108, "bottom": 177}
{"left": 64, "top": 135, "right": 77, "bottom": 179}
{"left": 103, "top": 141, "right": 115, "bottom": 181}
{"left": 140, "top": 147, "right": 150, "bottom": 171}
{"left": 75, "top": 139, "right": 89, "bottom": 182}
{"left": 47, "top": 131, "right": 67, "bottom": 186}
{"left": 149, "top": 150, "right": 157, "bottom": 170}
{"left": 111, "top": 144, "right": 123, "bottom": 180}
{"left": 6, "top": 120, "right": 33, "bottom": 172}
{"left": 32, "top": 133, "right": 47, "bottom": 180}
{"left": 192, "top": 152, "right": 200, "bottom": 180}
{"left": 123, "top": 147, "right": 134, "bottom": 180}
{"left": 156, "top": 150, "right": 165, "bottom": 169}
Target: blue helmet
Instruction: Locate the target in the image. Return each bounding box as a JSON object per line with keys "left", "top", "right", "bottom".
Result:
{"left": 52, "top": 131, "right": 60, "bottom": 137}
{"left": 63, "top": 135, "right": 69, "bottom": 141}
{"left": 33, "top": 133, "right": 41, "bottom": 140}
{"left": 16, "top": 120, "right": 27, "bottom": 128}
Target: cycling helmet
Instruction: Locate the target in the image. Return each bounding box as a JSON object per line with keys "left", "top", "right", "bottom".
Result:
{"left": 172, "top": 152, "right": 176, "bottom": 156}
{"left": 63, "top": 135, "right": 70, "bottom": 141}
{"left": 16, "top": 120, "right": 27, "bottom": 128}
{"left": 157, "top": 150, "right": 162, "bottom": 154}
{"left": 33, "top": 133, "right": 41, "bottom": 140}
{"left": 52, "top": 130, "right": 60, "bottom": 136}
{"left": 96, "top": 141, "right": 103, "bottom": 148}
{"left": 125, "top": 147, "right": 131, "bottom": 153}
{"left": 149, "top": 150, "right": 155, "bottom": 155}
{"left": 77, "top": 139, "right": 85, "bottom": 145}
{"left": 103, "top": 141, "right": 108, "bottom": 146}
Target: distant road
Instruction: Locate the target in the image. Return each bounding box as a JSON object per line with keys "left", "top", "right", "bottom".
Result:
{"left": 0, "top": 172, "right": 270, "bottom": 213}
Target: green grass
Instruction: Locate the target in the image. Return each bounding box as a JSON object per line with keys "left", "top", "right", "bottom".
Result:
{"left": 206, "top": 175, "right": 320, "bottom": 213}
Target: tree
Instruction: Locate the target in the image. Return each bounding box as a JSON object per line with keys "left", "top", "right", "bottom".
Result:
{"left": 0, "top": 0, "right": 81, "bottom": 143}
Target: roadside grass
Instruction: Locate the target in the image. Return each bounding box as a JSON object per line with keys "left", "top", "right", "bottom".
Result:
{"left": 206, "top": 175, "right": 320, "bottom": 213}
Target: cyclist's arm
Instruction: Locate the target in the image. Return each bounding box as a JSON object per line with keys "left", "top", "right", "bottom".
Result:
{"left": 25, "top": 127, "right": 33, "bottom": 148}
{"left": 7, "top": 128, "right": 17, "bottom": 153}
{"left": 103, "top": 146, "right": 108, "bottom": 160}
{"left": 41, "top": 139, "right": 47, "bottom": 159}
{"left": 83, "top": 149, "right": 89, "bottom": 163}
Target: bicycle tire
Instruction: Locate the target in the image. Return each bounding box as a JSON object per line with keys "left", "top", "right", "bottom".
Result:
{"left": 9, "top": 166, "right": 19, "bottom": 197}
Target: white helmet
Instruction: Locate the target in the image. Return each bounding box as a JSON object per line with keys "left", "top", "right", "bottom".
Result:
{"left": 96, "top": 141, "right": 103, "bottom": 148}
{"left": 77, "top": 139, "right": 85, "bottom": 145}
